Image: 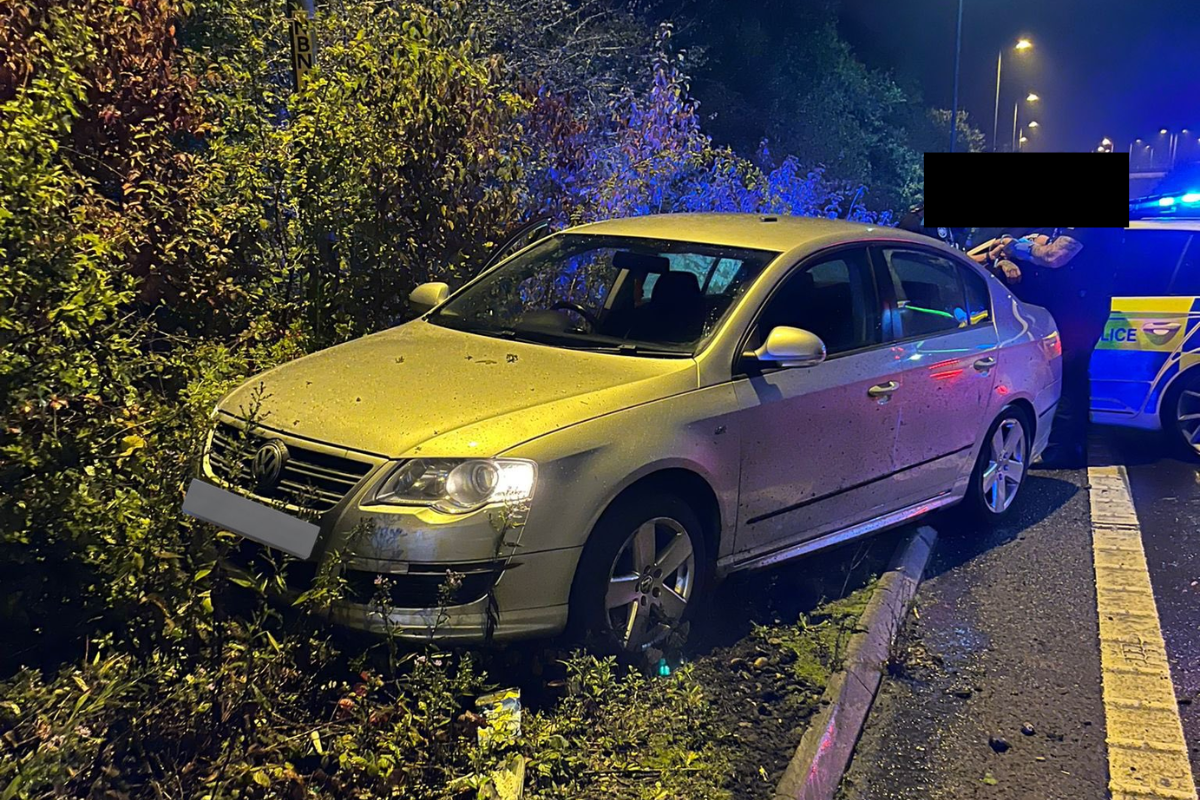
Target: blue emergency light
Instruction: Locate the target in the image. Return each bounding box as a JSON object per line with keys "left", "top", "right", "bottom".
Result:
{"left": 1130, "top": 189, "right": 1200, "bottom": 219}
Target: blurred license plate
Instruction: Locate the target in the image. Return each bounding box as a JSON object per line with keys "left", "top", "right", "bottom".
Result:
{"left": 182, "top": 479, "right": 319, "bottom": 559}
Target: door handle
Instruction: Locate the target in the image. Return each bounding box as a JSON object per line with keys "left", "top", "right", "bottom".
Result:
{"left": 973, "top": 356, "right": 997, "bottom": 372}
{"left": 867, "top": 381, "right": 899, "bottom": 398}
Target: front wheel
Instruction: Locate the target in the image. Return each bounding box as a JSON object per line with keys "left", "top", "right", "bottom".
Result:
{"left": 962, "top": 408, "right": 1031, "bottom": 520}
{"left": 1166, "top": 370, "right": 1200, "bottom": 457}
{"left": 569, "top": 492, "right": 710, "bottom": 655}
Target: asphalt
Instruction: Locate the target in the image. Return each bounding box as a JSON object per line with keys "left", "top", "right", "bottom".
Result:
{"left": 839, "top": 468, "right": 1112, "bottom": 799}
{"left": 1112, "top": 427, "right": 1200, "bottom": 786}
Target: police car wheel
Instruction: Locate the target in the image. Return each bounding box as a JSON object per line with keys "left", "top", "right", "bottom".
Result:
{"left": 962, "top": 407, "right": 1031, "bottom": 520}
{"left": 1168, "top": 371, "right": 1200, "bottom": 457}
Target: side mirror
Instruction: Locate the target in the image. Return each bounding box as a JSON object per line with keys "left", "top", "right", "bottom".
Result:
{"left": 409, "top": 282, "right": 450, "bottom": 315}
{"left": 745, "top": 326, "right": 826, "bottom": 368}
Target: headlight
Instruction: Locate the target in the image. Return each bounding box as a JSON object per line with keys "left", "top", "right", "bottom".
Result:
{"left": 369, "top": 458, "right": 536, "bottom": 514}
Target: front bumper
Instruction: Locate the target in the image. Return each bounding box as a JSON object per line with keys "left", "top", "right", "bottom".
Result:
{"left": 226, "top": 535, "right": 578, "bottom": 642}
{"left": 192, "top": 419, "right": 585, "bottom": 643}
{"left": 328, "top": 594, "right": 571, "bottom": 642}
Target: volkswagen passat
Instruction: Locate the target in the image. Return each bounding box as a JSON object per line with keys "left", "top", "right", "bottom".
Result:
{"left": 184, "top": 214, "right": 1061, "bottom": 653}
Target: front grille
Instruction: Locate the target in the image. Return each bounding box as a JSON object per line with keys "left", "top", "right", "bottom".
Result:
{"left": 341, "top": 567, "right": 500, "bottom": 608}
{"left": 228, "top": 539, "right": 500, "bottom": 609}
{"left": 207, "top": 421, "right": 375, "bottom": 514}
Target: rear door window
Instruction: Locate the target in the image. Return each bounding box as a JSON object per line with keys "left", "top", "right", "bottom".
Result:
{"left": 1167, "top": 234, "right": 1200, "bottom": 296}
{"left": 880, "top": 249, "right": 971, "bottom": 338}
{"left": 1114, "top": 231, "right": 1190, "bottom": 297}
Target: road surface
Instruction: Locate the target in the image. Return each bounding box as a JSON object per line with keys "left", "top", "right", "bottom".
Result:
{"left": 841, "top": 427, "right": 1200, "bottom": 798}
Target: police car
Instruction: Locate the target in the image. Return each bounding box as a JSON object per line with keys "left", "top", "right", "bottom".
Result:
{"left": 969, "top": 204, "right": 1200, "bottom": 455}
{"left": 1097, "top": 194, "right": 1200, "bottom": 453}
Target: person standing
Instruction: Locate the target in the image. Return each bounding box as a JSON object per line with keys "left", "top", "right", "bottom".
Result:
{"left": 995, "top": 228, "right": 1122, "bottom": 468}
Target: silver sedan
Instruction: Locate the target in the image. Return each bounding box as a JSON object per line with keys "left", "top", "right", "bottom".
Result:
{"left": 184, "top": 214, "right": 1062, "bottom": 653}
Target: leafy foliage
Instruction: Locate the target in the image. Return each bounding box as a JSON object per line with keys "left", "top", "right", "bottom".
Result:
{"left": 677, "top": 0, "right": 952, "bottom": 211}
{"left": 531, "top": 26, "right": 890, "bottom": 226}
{"left": 1, "top": 0, "right": 896, "bottom": 797}
{"left": 184, "top": 0, "right": 533, "bottom": 345}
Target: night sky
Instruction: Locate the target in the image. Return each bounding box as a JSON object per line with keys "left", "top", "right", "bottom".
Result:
{"left": 838, "top": 0, "right": 1200, "bottom": 154}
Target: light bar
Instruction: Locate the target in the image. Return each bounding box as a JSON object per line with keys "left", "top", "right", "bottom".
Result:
{"left": 1131, "top": 190, "right": 1200, "bottom": 219}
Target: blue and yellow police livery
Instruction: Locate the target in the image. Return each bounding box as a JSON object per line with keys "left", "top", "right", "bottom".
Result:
{"left": 1090, "top": 204, "right": 1200, "bottom": 451}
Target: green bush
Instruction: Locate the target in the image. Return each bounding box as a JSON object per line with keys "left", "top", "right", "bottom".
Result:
{"left": 1, "top": 1, "right": 896, "bottom": 797}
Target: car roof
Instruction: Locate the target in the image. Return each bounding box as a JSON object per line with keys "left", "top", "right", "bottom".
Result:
{"left": 567, "top": 212, "right": 943, "bottom": 253}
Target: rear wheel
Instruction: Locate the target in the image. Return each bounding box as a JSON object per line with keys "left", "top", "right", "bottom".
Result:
{"left": 570, "top": 492, "right": 710, "bottom": 655}
{"left": 962, "top": 407, "right": 1031, "bottom": 520}
{"left": 1165, "top": 370, "right": 1200, "bottom": 457}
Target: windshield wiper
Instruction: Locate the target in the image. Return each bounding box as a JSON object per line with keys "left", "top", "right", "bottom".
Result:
{"left": 438, "top": 319, "right": 690, "bottom": 356}
{"left": 570, "top": 342, "right": 692, "bottom": 358}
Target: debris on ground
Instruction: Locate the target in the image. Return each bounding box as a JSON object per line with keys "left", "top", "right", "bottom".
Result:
{"left": 475, "top": 688, "right": 521, "bottom": 745}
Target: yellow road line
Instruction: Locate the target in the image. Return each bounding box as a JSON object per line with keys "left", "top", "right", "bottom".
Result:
{"left": 1089, "top": 460, "right": 1197, "bottom": 800}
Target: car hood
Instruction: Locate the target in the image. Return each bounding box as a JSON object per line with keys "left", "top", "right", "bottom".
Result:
{"left": 218, "top": 320, "right": 698, "bottom": 457}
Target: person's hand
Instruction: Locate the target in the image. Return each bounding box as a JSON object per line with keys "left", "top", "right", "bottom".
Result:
{"left": 996, "top": 259, "right": 1022, "bottom": 284}
{"left": 1004, "top": 237, "right": 1034, "bottom": 259}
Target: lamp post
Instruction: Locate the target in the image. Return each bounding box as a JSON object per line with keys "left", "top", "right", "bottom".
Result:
{"left": 993, "top": 38, "right": 1033, "bottom": 151}
{"left": 1011, "top": 93, "right": 1039, "bottom": 152}
{"left": 950, "top": 0, "right": 964, "bottom": 152}
{"left": 1018, "top": 121, "right": 1038, "bottom": 152}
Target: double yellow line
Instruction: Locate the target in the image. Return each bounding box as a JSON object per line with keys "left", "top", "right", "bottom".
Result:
{"left": 1089, "top": 461, "right": 1197, "bottom": 800}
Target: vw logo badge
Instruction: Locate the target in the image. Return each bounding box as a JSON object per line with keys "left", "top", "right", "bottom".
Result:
{"left": 252, "top": 440, "right": 289, "bottom": 488}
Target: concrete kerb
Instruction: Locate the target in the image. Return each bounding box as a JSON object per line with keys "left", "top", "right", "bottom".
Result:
{"left": 772, "top": 524, "right": 938, "bottom": 800}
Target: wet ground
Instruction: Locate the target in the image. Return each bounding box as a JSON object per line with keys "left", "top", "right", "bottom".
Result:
{"left": 1114, "top": 428, "right": 1200, "bottom": 785}
{"left": 840, "top": 469, "right": 1111, "bottom": 799}
{"left": 841, "top": 427, "right": 1200, "bottom": 797}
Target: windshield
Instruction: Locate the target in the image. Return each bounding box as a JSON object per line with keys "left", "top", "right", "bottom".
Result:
{"left": 427, "top": 233, "right": 779, "bottom": 354}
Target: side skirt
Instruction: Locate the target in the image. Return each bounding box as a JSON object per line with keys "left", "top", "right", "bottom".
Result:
{"left": 718, "top": 492, "right": 958, "bottom": 575}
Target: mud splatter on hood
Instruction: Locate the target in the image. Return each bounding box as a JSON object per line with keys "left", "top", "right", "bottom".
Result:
{"left": 218, "top": 320, "right": 698, "bottom": 457}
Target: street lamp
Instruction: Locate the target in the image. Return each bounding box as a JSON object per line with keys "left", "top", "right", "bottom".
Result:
{"left": 1101, "top": 137, "right": 1112, "bottom": 146}
{"left": 993, "top": 38, "right": 1034, "bottom": 151}
{"left": 1012, "top": 92, "right": 1039, "bottom": 151}
{"left": 949, "top": 0, "right": 965, "bottom": 152}
{"left": 1027, "top": 120, "right": 1039, "bottom": 128}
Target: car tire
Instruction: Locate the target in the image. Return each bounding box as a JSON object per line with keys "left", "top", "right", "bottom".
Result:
{"left": 960, "top": 406, "right": 1032, "bottom": 521}
{"left": 1163, "top": 369, "right": 1200, "bottom": 458}
{"left": 568, "top": 491, "right": 710, "bottom": 656}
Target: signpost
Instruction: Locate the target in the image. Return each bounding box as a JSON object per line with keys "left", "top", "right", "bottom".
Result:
{"left": 287, "top": 0, "right": 316, "bottom": 90}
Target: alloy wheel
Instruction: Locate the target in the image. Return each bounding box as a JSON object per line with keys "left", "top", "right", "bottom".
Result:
{"left": 982, "top": 418, "right": 1026, "bottom": 514}
{"left": 1175, "top": 388, "right": 1200, "bottom": 454}
{"left": 604, "top": 517, "right": 696, "bottom": 652}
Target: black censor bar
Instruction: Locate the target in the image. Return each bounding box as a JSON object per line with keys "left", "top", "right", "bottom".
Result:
{"left": 923, "top": 152, "right": 1130, "bottom": 228}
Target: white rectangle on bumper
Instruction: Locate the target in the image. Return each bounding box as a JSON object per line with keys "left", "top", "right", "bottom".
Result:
{"left": 182, "top": 478, "right": 319, "bottom": 559}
